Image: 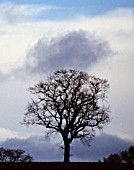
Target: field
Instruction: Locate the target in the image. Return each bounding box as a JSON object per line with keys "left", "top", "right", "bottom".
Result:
{"left": 0, "top": 162, "right": 133, "bottom": 170}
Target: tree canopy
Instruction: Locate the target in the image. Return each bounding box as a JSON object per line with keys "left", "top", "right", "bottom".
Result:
{"left": 0, "top": 148, "right": 33, "bottom": 162}
{"left": 22, "top": 69, "right": 110, "bottom": 162}
{"left": 102, "top": 146, "right": 134, "bottom": 163}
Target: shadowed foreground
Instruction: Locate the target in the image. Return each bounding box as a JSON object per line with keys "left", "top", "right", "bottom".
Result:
{"left": 0, "top": 163, "right": 134, "bottom": 170}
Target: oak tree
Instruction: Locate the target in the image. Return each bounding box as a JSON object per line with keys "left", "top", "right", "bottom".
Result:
{"left": 22, "top": 69, "right": 110, "bottom": 162}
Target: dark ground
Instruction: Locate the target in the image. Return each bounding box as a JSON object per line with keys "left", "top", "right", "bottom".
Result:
{"left": 0, "top": 162, "right": 134, "bottom": 170}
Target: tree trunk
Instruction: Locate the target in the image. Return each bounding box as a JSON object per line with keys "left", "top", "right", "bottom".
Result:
{"left": 64, "top": 140, "right": 70, "bottom": 162}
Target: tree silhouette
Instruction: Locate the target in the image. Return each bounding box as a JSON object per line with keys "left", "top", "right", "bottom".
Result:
{"left": 103, "top": 153, "right": 122, "bottom": 163}
{"left": 0, "top": 148, "right": 33, "bottom": 162}
{"left": 102, "top": 146, "right": 134, "bottom": 163}
{"left": 22, "top": 69, "right": 110, "bottom": 162}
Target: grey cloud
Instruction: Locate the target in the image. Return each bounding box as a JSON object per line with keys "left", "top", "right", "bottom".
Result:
{"left": 0, "top": 134, "right": 133, "bottom": 162}
{"left": 71, "top": 134, "right": 133, "bottom": 162}
{"left": 23, "top": 30, "right": 112, "bottom": 75}
{"left": 0, "top": 136, "right": 62, "bottom": 162}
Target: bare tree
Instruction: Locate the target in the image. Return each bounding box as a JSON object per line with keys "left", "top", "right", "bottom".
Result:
{"left": 22, "top": 69, "right": 110, "bottom": 162}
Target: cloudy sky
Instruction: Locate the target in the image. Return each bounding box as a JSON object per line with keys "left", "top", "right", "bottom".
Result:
{"left": 0, "top": 0, "right": 134, "bottom": 162}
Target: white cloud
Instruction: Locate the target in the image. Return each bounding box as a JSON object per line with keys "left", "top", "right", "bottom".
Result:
{"left": 0, "top": 3, "right": 57, "bottom": 23}
{"left": 0, "top": 128, "right": 17, "bottom": 141}
{"left": 0, "top": 6, "right": 133, "bottom": 74}
{"left": 0, "top": 127, "right": 29, "bottom": 141}
{"left": 0, "top": 3, "right": 60, "bottom": 74}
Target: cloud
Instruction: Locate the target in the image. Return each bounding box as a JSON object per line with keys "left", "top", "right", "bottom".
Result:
{"left": 0, "top": 7, "right": 133, "bottom": 75}
{"left": 21, "top": 30, "right": 111, "bottom": 75}
{"left": 0, "top": 135, "right": 62, "bottom": 162}
{"left": 0, "top": 3, "right": 58, "bottom": 24}
{"left": 0, "top": 128, "right": 19, "bottom": 141}
{"left": 0, "top": 134, "right": 133, "bottom": 162}
{"left": 72, "top": 133, "right": 134, "bottom": 162}
{"left": 0, "top": 127, "right": 29, "bottom": 142}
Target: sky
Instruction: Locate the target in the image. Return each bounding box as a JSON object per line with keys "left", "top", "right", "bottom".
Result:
{"left": 0, "top": 0, "right": 134, "bottom": 162}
